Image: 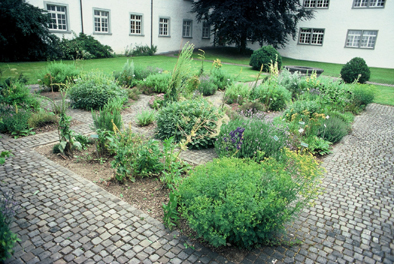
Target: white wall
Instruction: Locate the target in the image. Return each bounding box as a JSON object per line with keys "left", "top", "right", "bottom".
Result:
{"left": 27, "top": 0, "right": 213, "bottom": 55}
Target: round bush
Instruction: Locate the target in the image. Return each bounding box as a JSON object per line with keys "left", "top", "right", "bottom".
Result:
{"left": 68, "top": 72, "right": 127, "bottom": 110}
{"left": 340, "top": 57, "right": 371, "bottom": 84}
{"left": 250, "top": 83, "right": 291, "bottom": 111}
{"left": 156, "top": 99, "right": 223, "bottom": 149}
{"left": 178, "top": 150, "right": 323, "bottom": 248}
{"left": 249, "top": 46, "right": 282, "bottom": 72}
{"left": 319, "top": 115, "right": 349, "bottom": 143}
{"left": 351, "top": 84, "right": 375, "bottom": 107}
{"left": 39, "top": 62, "right": 80, "bottom": 92}
{"left": 198, "top": 75, "right": 217, "bottom": 96}
{"left": 215, "top": 118, "right": 288, "bottom": 161}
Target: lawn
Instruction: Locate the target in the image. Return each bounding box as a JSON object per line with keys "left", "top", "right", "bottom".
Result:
{"left": 372, "top": 84, "right": 394, "bottom": 106}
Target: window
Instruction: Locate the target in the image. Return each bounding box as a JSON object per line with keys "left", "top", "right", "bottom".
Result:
{"left": 304, "top": 0, "right": 329, "bottom": 8}
{"left": 298, "top": 28, "right": 324, "bottom": 45}
{"left": 159, "top": 18, "right": 170, "bottom": 36}
{"left": 202, "top": 22, "right": 210, "bottom": 39}
{"left": 346, "top": 30, "right": 377, "bottom": 49}
{"left": 94, "top": 10, "right": 109, "bottom": 33}
{"left": 182, "top": 20, "right": 192, "bottom": 38}
{"left": 353, "top": 0, "right": 385, "bottom": 8}
{"left": 130, "top": 14, "right": 142, "bottom": 35}
{"left": 47, "top": 4, "right": 67, "bottom": 31}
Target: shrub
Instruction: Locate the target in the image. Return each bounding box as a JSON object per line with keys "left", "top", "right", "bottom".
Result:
{"left": 139, "top": 73, "right": 171, "bottom": 94}
{"left": 133, "top": 140, "right": 164, "bottom": 175}
{"left": 0, "top": 81, "right": 40, "bottom": 110}
{"left": 215, "top": 117, "right": 288, "bottom": 161}
{"left": 92, "top": 101, "right": 123, "bottom": 132}
{"left": 68, "top": 72, "right": 127, "bottom": 110}
{"left": 113, "top": 60, "right": 137, "bottom": 88}
{"left": 198, "top": 75, "right": 217, "bottom": 96}
{"left": 249, "top": 46, "right": 282, "bottom": 72}
{"left": 210, "top": 67, "right": 233, "bottom": 90}
{"left": 317, "top": 78, "right": 353, "bottom": 111}
{"left": 178, "top": 149, "right": 323, "bottom": 248}
{"left": 0, "top": 108, "right": 31, "bottom": 135}
{"left": 27, "top": 110, "right": 57, "bottom": 128}
{"left": 38, "top": 61, "right": 80, "bottom": 91}
{"left": 224, "top": 83, "right": 250, "bottom": 104}
{"left": 319, "top": 115, "right": 349, "bottom": 143}
{"left": 136, "top": 110, "right": 155, "bottom": 126}
{"left": 278, "top": 68, "right": 303, "bottom": 98}
{"left": 340, "top": 57, "right": 371, "bottom": 84}
{"left": 148, "top": 94, "right": 165, "bottom": 110}
{"left": 156, "top": 98, "right": 223, "bottom": 149}
{"left": 351, "top": 84, "right": 375, "bottom": 108}
{"left": 127, "top": 88, "right": 140, "bottom": 100}
{"left": 283, "top": 100, "right": 322, "bottom": 121}
{"left": 250, "top": 83, "right": 291, "bottom": 111}
{"left": 238, "top": 100, "right": 266, "bottom": 117}
{"left": 125, "top": 44, "right": 158, "bottom": 56}
{"left": 134, "top": 65, "right": 163, "bottom": 80}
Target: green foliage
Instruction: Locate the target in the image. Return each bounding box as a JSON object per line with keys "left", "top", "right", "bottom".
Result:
{"left": 0, "top": 0, "right": 60, "bottom": 61}
{"left": 318, "top": 115, "right": 349, "bottom": 144}
{"left": 133, "top": 139, "right": 164, "bottom": 176}
{"left": 249, "top": 46, "right": 282, "bottom": 72}
{"left": 134, "top": 65, "right": 163, "bottom": 80}
{"left": 148, "top": 94, "right": 165, "bottom": 110}
{"left": 198, "top": 75, "right": 217, "bottom": 96}
{"left": 178, "top": 150, "right": 323, "bottom": 248}
{"left": 59, "top": 33, "right": 113, "bottom": 60}
{"left": 125, "top": 44, "right": 158, "bottom": 56}
{"left": 140, "top": 73, "right": 171, "bottom": 94}
{"left": 113, "top": 60, "right": 137, "bottom": 88}
{"left": 0, "top": 108, "right": 32, "bottom": 136}
{"left": 224, "top": 83, "right": 250, "bottom": 104}
{"left": 278, "top": 68, "right": 303, "bottom": 98}
{"left": 136, "top": 110, "right": 155, "bottom": 127}
{"left": 250, "top": 83, "right": 291, "bottom": 111}
{"left": 283, "top": 100, "right": 322, "bottom": 121}
{"left": 0, "top": 210, "right": 20, "bottom": 261}
{"left": 210, "top": 67, "right": 234, "bottom": 90}
{"left": 162, "top": 191, "right": 179, "bottom": 230}
{"left": 156, "top": 99, "right": 223, "bottom": 149}
{"left": 73, "top": 133, "right": 91, "bottom": 150}
{"left": 69, "top": 72, "right": 127, "bottom": 110}
{"left": 238, "top": 100, "right": 266, "bottom": 117}
{"left": 92, "top": 107, "right": 122, "bottom": 132}
{"left": 38, "top": 61, "right": 80, "bottom": 91}
{"left": 127, "top": 88, "right": 140, "bottom": 100}
{"left": 340, "top": 57, "right": 371, "bottom": 84}
{"left": 215, "top": 117, "right": 288, "bottom": 161}
{"left": 27, "top": 110, "right": 57, "bottom": 128}
{"left": 0, "top": 151, "right": 12, "bottom": 165}
{"left": 0, "top": 81, "right": 40, "bottom": 110}
{"left": 351, "top": 84, "right": 375, "bottom": 109}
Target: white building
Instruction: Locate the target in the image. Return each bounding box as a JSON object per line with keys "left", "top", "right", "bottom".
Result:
{"left": 27, "top": 0, "right": 393, "bottom": 69}
{"left": 27, "top": 0, "right": 212, "bottom": 55}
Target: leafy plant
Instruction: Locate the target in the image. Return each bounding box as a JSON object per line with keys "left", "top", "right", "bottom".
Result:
{"left": 0, "top": 151, "right": 12, "bottom": 165}
{"left": 178, "top": 149, "right": 323, "bottom": 248}
{"left": 162, "top": 191, "right": 179, "bottom": 230}
{"left": 250, "top": 82, "right": 291, "bottom": 111}
{"left": 224, "top": 83, "right": 250, "bottom": 104}
{"left": 278, "top": 68, "right": 304, "bottom": 98}
{"left": 0, "top": 80, "right": 40, "bottom": 110}
{"left": 125, "top": 44, "right": 158, "bottom": 56}
{"left": 283, "top": 100, "right": 322, "bottom": 121}
{"left": 136, "top": 110, "right": 155, "bottom": 127}
{"left": 113, "top": 60, "right": 137, "bottom": 88}
{"left": 210, "top": 65, "right": 233, "bottom": 90}
{"left": 139, "top": 73, "right": 171, "bottom": 94}
{"left": 340, "top": 57, "right": 371, "bottom": 84}
{"left": 68, "top": 71, "right": 127, "bottom": 110}
{"left": 198, "top": 75, "right": 217, "bottom": 96}
{"left": 318, "top": 115, "right": 349, "bottom": 144}
{"left": 38, "top": 61, "right": 80, "bottom": 92}
{"left": 350, "top": 84, "right": 375, "bottom": 111}
{"left": 127, "top": 88, "right": 141, "bottom": 100}
{"left": 133, "top": 139, "right": 164, "bottom": 176}
{"left": 249, "top": 46, "right": 282, "bottom": 72}
{"left": 148, "top": 94, "right": 165, "bottom": 110}
{"left": 92, "top": 105, "right": 122, "bottom": 132}
{"left": 27, "top": 110, "right": 57, "bottom": 129}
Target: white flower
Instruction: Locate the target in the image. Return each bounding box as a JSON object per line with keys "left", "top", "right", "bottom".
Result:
{"left": 298, "top": 128, "right": 304, "bottom": 133}
{"left": 324, "top": 124, "right": 327, "bottom": 127}
{"left": 132, "top": 74, "right": 135, "bottom": 77}
{"left": 227, "top": 79, "right": 230, "bottom": 81}
{"left": 326, "top": 115, "right": 330, "bottom": 119}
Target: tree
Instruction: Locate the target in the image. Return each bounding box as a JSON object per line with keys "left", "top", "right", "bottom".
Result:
{"left": 191, "top": 0, "right": 314, "bottom": 53}
{"left": 0, "top": 0, "right": 60, "bottom": 61}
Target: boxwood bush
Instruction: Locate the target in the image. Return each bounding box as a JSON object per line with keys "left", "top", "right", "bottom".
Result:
{"left": 340, "top": 57, "right": 370, "bottom": 84}
{"left": 68, "top": 72, "right": 127, "bottom": 110}
{"left": 178, "top": 150, "right": 323, "bottom": 248}
{"left": 249, "top": 46, "right": 282, "bottom": 72}
{"left": 156, "top": 98, "right": 223, "bottom": 149}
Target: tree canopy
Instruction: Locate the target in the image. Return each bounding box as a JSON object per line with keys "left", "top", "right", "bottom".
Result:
{"left": 0, "top": 0, "right": 60, "bottom": 61}
{"left": 191, "top": 0, "right": 314, "bottom": 52}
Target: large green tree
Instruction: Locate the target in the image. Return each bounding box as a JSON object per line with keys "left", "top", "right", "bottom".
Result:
{"left": 191, "top": 0, "right": 314, "bottom": 52}
{"left": 0, "top": 0, "right": 60, "bottom": 61}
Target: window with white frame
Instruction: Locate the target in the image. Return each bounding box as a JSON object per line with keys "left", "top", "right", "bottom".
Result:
{"left": 298, "top": 28, "right": 324, "bottom": 45}
{"left": 346, "top": 30, "right": 377, "bottom": 49}
{"left": 47, "top": 4, "right": 67, "bottom": 31}
{"left": 159, "top": 18, "right": 169, "bottom": 36}
{"left": 94, "top": 10, "right": 109, "bottom": 33}
{"left": 130, "top": 14, "right": 142, "bottom": 34}
{"left": 202, "top": 22, "right": 210, "bottom": 39}
{"left": 304, "top": 0, "right": 329, "bottom": 8}
{"left": 353, "top": 0, "right": 385, "bottom": 8}
{"left": 183, "top": 20, "right": 192, "bottom": 38}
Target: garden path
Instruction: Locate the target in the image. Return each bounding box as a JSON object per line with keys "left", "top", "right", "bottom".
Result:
{"left": 0, "top": 95, "right": 393, "bottom": 263}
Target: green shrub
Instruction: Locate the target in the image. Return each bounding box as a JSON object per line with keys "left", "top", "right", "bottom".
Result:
{"left": 127, "top": 88, "right": 140, "bottom": 100}
{"left": 224, "top": 83, "right": 250, "bottom": 104}
{"left": 148, "top": 94, "right": 165, "bottom": 110}
{"left": 38, "top": 61, "right": 80, "bottom": 91}
{"left": 92, "top": 102, "right": 122, "bottom": 132}
{"left": 69, "top": 72, "right": 127, "bottom": 110}
{"left": 156, "top": 99, "right": 223, "bottom": 149}
{"left": 238, "top": 100, "right": 266, "bottom": 116}
{"left": 125, "top": 44, "right": 158, "bottom": 56}
{"left": 27, "top": 110, "right": 57, "bottom": 128}
{"left": 133, "top": 140, "right": 164, "bottom": 175}
{"left": 319, "top": 115, "right": 349, "bottom": 143}
{"left": 0, "top": 108, "right": 31, "bottom": 135}
{"left": 283, "top": 100, "right": 322, "bottom": 121}
{"left": 136, "top": 110, "right": 155, "bottom": 126}
{"left": 250, "top": 83, "right": 291, "bottom": 111}
{"left": 198, "top": 75, "right": 217, "bottom": 96}
{"left": 340, "top": 57, "right": 371, "bottom": 84}
{"left": 114, "top": 60, "right": 137, "bottom": 88}
{"left": 140, "top": 73, "right": 171, "bottom": 94}
{"left": 178, "top": 150, "right": 323, "bottom": 248}
{"left": 134, "top": 65, "right": 163, "bottom": 80}
{"left": 328, "top": 111, "right": 354, "bottom": 125}
{"left": 210, "top": 67, "right": 233, "bottom": 90}
{"left": 0, "top": 80, "right": 40, "bottom": 110}
{"left": 317, "top": 78, "right": 353, "bottom": 111}
{"left": 249, "top": 46, "right": 282, "bottom": 72}
{"left": 278, "top": 68, "right": 303, "bottom": 97}
{"left": 215, "top": 118, "right": 287, "bottom": 161}
{"left": 351, "top": 84, "right": 375, "bottom": 108}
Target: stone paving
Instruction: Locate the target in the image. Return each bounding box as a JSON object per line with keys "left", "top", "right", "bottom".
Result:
{"left": 0, "top": 95, "right": 393, "bottom": 263}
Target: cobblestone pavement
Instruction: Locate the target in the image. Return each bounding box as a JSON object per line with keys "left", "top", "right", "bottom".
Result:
{"left": 0, "top": 100, "right": 393, "bottom": 263}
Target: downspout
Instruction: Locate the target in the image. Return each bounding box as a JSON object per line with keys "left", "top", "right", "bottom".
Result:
{"left": 150, "top": 0, "right": 153, "bottom": 47}
{"left": 80, "top": 0, "right": 84, "bottom": 34}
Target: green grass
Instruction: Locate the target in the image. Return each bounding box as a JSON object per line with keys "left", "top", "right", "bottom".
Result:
{"left": 372, "top": 84, "right": 394, "bottom": 106}
{"left": 0, "top": 55, "right": 260, "bottom": 84}
{"left": 192, "top": 47, "right": 394, "bottom": 85}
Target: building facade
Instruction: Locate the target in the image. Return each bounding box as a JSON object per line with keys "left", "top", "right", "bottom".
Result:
{"left": 27, "top": 0, "right": 213, "bottom": 55}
